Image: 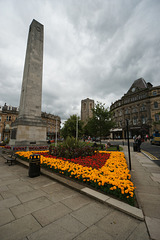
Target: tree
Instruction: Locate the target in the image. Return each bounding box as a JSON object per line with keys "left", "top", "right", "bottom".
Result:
{"left": 61, "top": 115, "right": 83, "bottom": 139}
{"left": 84, "top": 102, "right": 115, "bottom": 143}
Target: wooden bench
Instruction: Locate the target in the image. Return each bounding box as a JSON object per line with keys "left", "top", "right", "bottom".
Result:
{"left": 4, "top": 153, "right": 17, "bottom": 166}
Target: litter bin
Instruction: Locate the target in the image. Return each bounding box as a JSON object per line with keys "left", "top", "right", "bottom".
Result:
{"left": 133, "top": 142, "right": 138, "bottom": 152}
{"left": 29, "top": 154, "right": 40, "bottom": 178}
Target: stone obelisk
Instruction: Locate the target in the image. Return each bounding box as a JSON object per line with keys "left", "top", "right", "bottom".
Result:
{"left": 10, "top": 19, "right": 46, "bottom": 146}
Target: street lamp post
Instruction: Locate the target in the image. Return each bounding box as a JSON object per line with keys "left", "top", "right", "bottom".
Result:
{"left": 55, "top": 118, "right": 57, "bottom": 147}
{"left": 3, "top": 121, "right": 6, "bottom": 141}
{"left": 76, "top": 115, "right": 78, "bottom": 141}
{"left": 126, "top": 119, "right": 131, "bottom": 171}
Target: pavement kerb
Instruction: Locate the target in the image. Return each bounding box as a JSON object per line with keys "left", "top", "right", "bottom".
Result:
{"left": 16, "top": 157, "right": 144, "bottom": 221}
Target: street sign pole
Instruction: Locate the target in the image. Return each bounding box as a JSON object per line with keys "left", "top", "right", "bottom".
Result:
{"left": 126, "top": 119, "right": 131, "bottom": 170}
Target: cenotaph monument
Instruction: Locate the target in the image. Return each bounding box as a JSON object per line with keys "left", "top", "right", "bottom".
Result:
{"left": 10, "top": 19, "right": 47, "bottom": 146}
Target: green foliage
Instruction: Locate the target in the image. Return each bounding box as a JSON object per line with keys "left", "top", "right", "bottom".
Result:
{"left": 84, "top": 102, "right": 115, "bottom": 142}
{"left": 3, "top": 139, "right": 9, "bottom": 145}
{"left": 49, "top": 136, "right": 96, "bottom": 159}
{"left": 62, "top": 136, "right": 84, "bottom": 149}
{"left": 61, "top": 115, "right": 83, "bottom": 139}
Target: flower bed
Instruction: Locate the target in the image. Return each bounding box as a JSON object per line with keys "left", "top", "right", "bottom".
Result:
{"left": 13, "top": 146, "right": 27, "bottom": 151}
{"left": 29, "top": 146, "right": 48, "bottom": 151}
{"left": 16, "top": 150, "right": 136, "bottom": 205}
{"left": 4, "top": 145, "right": 11, "bottom": 149}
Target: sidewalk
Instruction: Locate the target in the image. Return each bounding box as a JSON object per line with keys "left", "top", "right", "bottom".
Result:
{"left": 123, "top": 145, "right": 160, "bottom": 240}
{"left": 0, "top": 146, "right": 157, "bottom": 240}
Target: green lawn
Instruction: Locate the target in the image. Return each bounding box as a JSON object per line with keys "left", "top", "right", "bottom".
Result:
{"left": 88, "top": 142, "right": 123, "bottom": 151}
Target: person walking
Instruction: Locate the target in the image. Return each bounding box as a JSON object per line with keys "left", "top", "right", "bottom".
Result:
{"left": 136, "top": 135, "right": 142, "bottom": 152}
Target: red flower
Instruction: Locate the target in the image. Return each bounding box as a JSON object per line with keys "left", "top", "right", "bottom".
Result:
{"left": 39, "top": 152, "right": 110, "bottom": 169}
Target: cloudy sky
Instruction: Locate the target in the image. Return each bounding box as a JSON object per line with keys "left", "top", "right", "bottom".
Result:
{"left": 0, "top": 0, "right": 160, "bottom": 122}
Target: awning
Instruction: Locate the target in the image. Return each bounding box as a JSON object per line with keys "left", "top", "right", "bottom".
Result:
{"left": 110, "top": 128, "right": 122, "bottom": 132}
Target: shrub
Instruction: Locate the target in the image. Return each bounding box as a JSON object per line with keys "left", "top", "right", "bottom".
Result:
{"left": 49, "top": 136, "right": 96, "bottom": 159}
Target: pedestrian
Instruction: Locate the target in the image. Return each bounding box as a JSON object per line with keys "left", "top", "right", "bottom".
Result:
{"left": 133, "top": 135, "right": 137, "bottom": 142}
{"left": 107, "top": 140, "right": 111, "bottom": 147}
{"left": 136, "top": 135, "right": 142, "bottom": 152}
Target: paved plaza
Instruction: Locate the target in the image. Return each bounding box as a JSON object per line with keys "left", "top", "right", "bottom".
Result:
{"left": 0, "top": 145, "right": 159, "bottom": 240}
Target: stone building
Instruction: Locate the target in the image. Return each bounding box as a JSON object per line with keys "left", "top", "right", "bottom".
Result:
{"left": 0, "top": 103, "right": 61, "bottom": 142}
{"left": 81, "top": 98, "right": 94, "bottom": 124}
{"left": 110, "top": 78, "right": 160, "bottom": 139}
{"left": 41, "top": 112, "right": 61, "bottom": 140}
{"left": 0, "top": 104, "right": 18, "bottom": 142}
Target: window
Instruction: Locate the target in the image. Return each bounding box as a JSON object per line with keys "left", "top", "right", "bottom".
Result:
{"left": 125, "top": 119, "right": 131, "bottom": 125}
{"left": 154, "top": 102, "right": 158, "bottom": 109}
{"left": 152, "top": 91, "right": 157, "bottom": 96}
{"left": 155, "top": 114, "right": 159, "bottom": 122}
{"left": 9, "top": 116, "right": 11, "bottom": 121}
{"left": 6, "top": 116, "right": 9, "bottom": 121}
{"left": 125, "top": 109, "right": 128, "bottom": 114}
{"left": 140, "top": 104, "right": 146, "bottom": 111}
{"left": 119, "top": 121, "right": 122, "bottom": 127}
{"left": 119, "top": 111, "right": 122, "bottom": 116}
{"left": 141, "top": 115, "right": 147, "bottom": 124}
{"left": 132, "top": 108, "right": 137, "bottom": 113}
{"left": 124, "top": 99, "right": 130, "bottom": 104}
{"left": 0, "top": 116, "right": 1, "bottom": 122}
{"left": 133, "top": 116, "right": 138, "bottom": 125}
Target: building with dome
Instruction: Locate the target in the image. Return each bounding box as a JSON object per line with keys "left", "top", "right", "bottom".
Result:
{"left": 110, "top": 78, "right": 160, "bottom": 139}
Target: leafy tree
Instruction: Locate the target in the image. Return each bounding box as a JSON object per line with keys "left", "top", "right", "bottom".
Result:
{"left": 61, "top": 115, "right": 83, "bottom": 139}
{"left": 84, "top": 102, "right": 115, "bottom": 143}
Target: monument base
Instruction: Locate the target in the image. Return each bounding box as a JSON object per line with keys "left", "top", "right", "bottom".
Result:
{"left": 10, "top": 117, "right": 47, "bottom": 146}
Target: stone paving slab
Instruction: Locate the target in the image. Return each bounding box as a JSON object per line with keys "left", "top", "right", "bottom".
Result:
{"left": 0, "top": 178, "right": 20, "bottom": 187}
{"left": 96, "top": 210, "right": 148, "bottom": 240}
{"left": 1, "top": 189, "right": 16, "bottom": 199}
{"left": 0, "top": 194, "right": 3, "bottom": 200}
{"left": 61, "top": 193, "right": 91, "bottom": 210}
{"left": 7, "top": 181, "right": 34, "bottom": 195}
{"left": 0, "top": 208, "right": 15, "bottom": 226}
{"left": 0, "top": 196, "right": 21, "bottom": 209}
{"left": 151, "top": 173, "right": 160, "bottom": 183}
{"left": 74, "top": 224, "right": 113, "bottom": 240}
{"left": 41, "top": 181, "right": 64, "bottom": 193}
{"left": 17, "top": 189, "right": 46, "bottom": 203}
{"left": 10, "top": 196, "right": 53, "bottom": 218}
{"left": 145, "top": 217, "right": 160, "bottom": 240}
{"left": 127, "top": 222, "right": 151, "bottom": 240}
{"left": 0, "top": 214, "right": 41, "bottom": 240}
{"left": 47, "top": 187, "right": 78, "bottom": 203}
{"left": 28, "top": 214, "right": 87, "bottom": 240}
{"left": 71, "top": 201, "right": 113, "bottom": 227}
{"left": 32, "top": 202, "right": 72, "bottom": 226}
